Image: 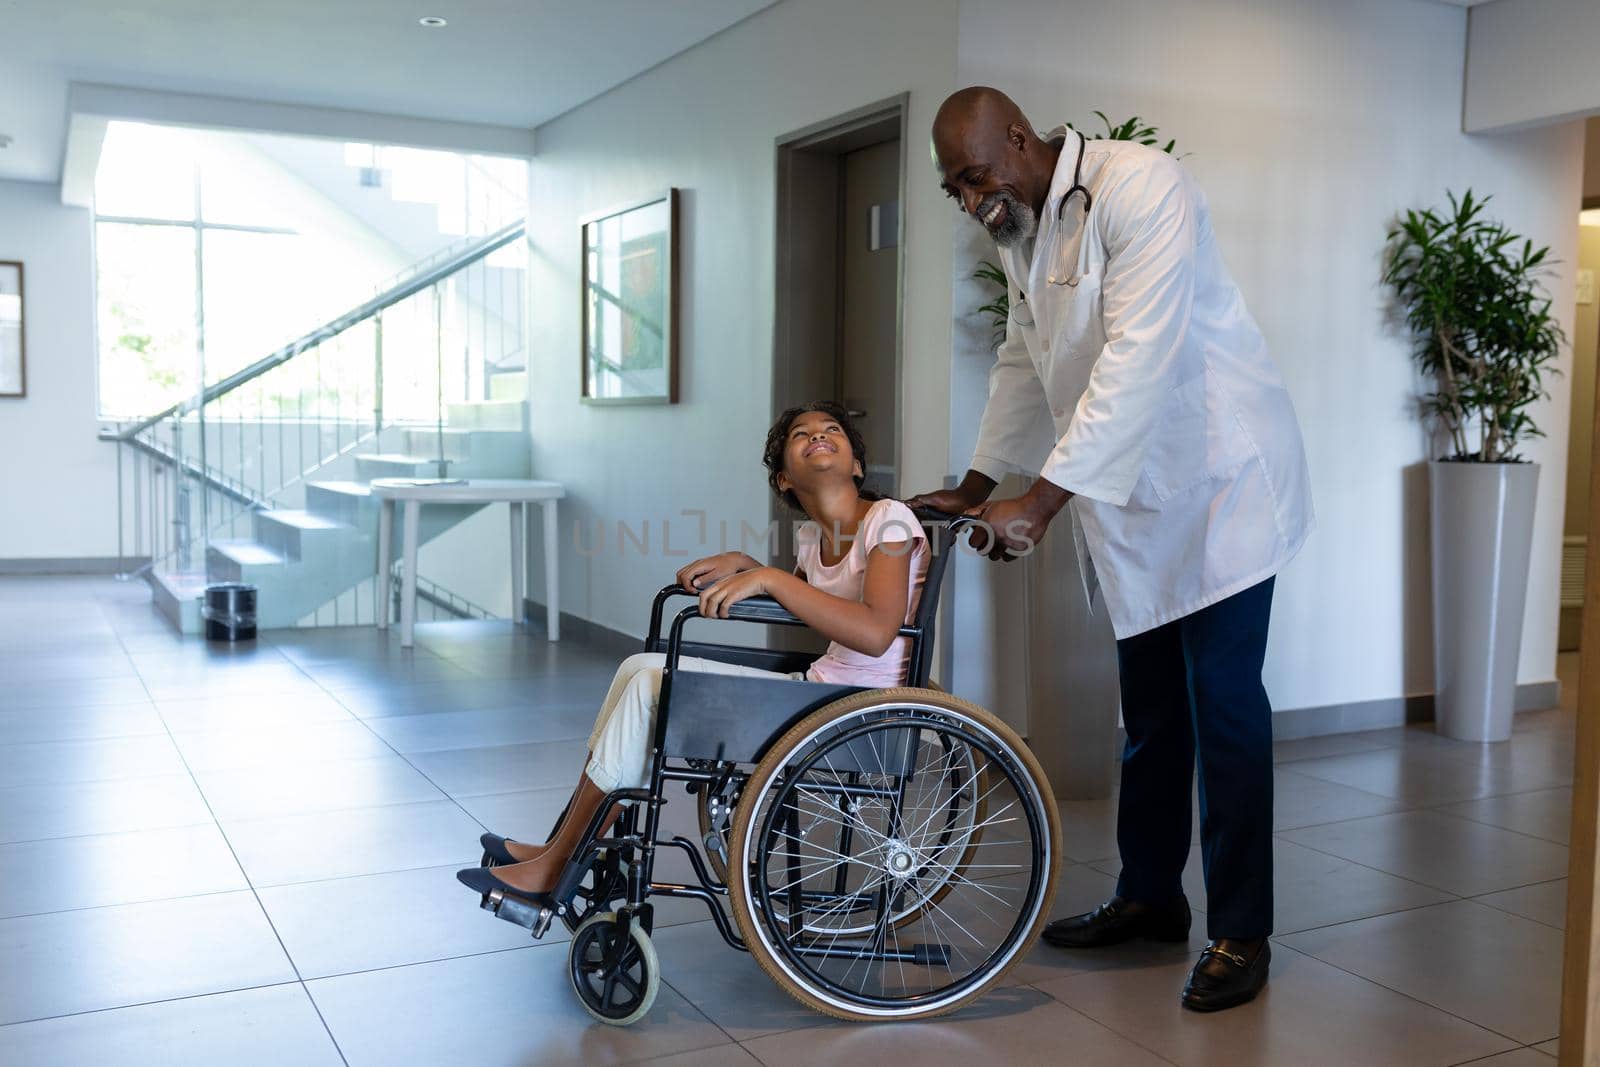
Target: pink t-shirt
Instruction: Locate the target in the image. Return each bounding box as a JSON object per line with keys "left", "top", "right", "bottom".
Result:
{"left": 796, "top": 498, "right": 930, "bottom": 687}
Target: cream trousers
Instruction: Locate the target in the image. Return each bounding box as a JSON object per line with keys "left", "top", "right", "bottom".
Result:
{"left": 585, "top": 652, "right": 800, "bottom": 792}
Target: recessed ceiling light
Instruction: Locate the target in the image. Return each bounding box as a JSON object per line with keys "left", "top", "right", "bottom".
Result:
{"left": 418, "top": 15, "right": 447, "bottom": 27}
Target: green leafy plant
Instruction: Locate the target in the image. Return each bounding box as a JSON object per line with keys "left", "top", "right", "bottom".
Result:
{"left": 974, "top": 260, "right": 1011, "bottom": 346}
{"left": 1067, "top": 111, "right": 1178, "bottom": 155}
{"left": 1383, "top": 190, "right": 1564, "bottom": 463}
{"left": 973, "top": 115, "right": 1181, "bottom": 343}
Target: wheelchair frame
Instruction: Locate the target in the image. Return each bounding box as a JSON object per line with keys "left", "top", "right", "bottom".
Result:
{"left": 476, "top": 512, "right": 1059, "bottom": 1022}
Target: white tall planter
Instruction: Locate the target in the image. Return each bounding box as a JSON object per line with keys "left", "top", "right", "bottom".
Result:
{"left": 1429, "top": 460, "right": 1539, "bottom": 742}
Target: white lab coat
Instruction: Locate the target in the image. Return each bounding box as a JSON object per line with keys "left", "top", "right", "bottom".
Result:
{"left": 971, "top": 128, "right": 1314, "bottom": 639}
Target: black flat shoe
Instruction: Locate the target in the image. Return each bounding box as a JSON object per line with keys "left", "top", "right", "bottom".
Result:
{"left": 1041, "top": 894, "right": 1192, "bottom": 949}
{"left": 456, "top": 864, "right": 556, "bottom": 906}
{"left": 479, "top": 832, "right": 520, "bottom": 866}
{"left": 1182, "top": 938, "right": 1270, "bottom": 1012}
{"left": 457, "top": 864, "right": 523, "bottom": 896}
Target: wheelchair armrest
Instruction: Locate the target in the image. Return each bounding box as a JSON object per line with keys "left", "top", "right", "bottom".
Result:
{"left": 664, "top": 598, "right": 920, "bottom": 651}
{"left": 655, "top": 587, "right": 802, "bottom": 625}
{"left": 722, "top": 595, "right": 805, "bottom": 627}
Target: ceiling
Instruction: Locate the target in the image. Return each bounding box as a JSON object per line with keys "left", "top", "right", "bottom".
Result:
{"left": 0, "top": 0, "right": 775, "bottom": 182}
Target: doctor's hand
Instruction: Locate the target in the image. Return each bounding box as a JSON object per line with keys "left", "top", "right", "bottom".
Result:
{"left": 904, "top": 469, "right": 998, "bottom": 517}
{"left": 962, "top": 479, "right": 1073, "bottom": 563}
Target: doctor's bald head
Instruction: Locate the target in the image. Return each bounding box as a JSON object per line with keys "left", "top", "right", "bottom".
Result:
{"left": 933, "top": 87, "right": 1057, "bottom": 248}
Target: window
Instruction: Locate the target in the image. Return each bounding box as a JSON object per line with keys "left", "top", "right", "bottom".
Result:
{"left": 94, "top": 122, "right": 527, "bottom": 420}
{"left": 94, "top": 123, "right": 395, "bottom": 418}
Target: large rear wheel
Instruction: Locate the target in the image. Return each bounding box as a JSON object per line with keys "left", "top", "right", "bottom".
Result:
{"left": 726, "top": 688, "right": 1059, "bottom": 1022}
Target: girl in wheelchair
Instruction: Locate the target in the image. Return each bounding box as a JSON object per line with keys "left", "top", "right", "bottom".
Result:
{"left": 458, "top": 401, "right": 930, "bottom": 900}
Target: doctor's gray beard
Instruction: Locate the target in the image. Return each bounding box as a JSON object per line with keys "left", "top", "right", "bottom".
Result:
{"left": 980, "top": 191, "right": 1037, "bottom": 248}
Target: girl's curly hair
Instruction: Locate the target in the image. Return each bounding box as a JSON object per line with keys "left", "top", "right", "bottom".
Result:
{"left": 762, "top": 401, "right": 877, "bottom": 511}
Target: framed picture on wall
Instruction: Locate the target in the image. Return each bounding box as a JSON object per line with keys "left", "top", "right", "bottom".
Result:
{"left": 0, "top": 261, "right": 22, "bottom": 398}
{"left": 580, "top": 189, "right": 679, "bottom": 404}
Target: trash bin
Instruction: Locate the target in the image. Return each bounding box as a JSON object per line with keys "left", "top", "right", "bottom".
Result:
{"left": 203, "top": 583, "right": 257, "bottom": 642}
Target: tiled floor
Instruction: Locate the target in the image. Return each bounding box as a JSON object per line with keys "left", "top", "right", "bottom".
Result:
{"left": 0, "top": 575, "right": 1575, "bottom": 1065}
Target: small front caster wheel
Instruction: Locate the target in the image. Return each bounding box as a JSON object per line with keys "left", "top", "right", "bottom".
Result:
{"left": 567, "top": 912, "right": 659, "bottom": 1026}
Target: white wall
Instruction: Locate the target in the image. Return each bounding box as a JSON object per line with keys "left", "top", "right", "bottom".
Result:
{"left": 523, "top": 0, "right": 960, "bottom": 637}
{"left": 950, "top": 0, "right": 1583, "bottom": 714}
{"left": 0, "top": 180, "right": 119, "bottom": 560}
{"left": 1465, "top": 0, "right": 1600, "bottom": 134}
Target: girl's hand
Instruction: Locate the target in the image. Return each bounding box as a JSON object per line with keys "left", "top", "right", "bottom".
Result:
{"left": 698, "top": 566, "right": 775, "bottom": 619}
{"left": 676, "top": 552, "right": 757, "bottom": 592}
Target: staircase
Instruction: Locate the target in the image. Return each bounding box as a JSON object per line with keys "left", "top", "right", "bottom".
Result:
{"left": 187, "top": 402, "right": 529, "bottom": 631}
{"left": 105, "top": 217, "right": 531, "bottom": 635}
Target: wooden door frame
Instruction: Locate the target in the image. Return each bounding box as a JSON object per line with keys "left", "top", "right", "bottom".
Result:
{"left": 771, "top": 93, "right": 909, "bottom": 489}
{"left": 1564, "top": 353, "right": 1600, "bottom": 1064}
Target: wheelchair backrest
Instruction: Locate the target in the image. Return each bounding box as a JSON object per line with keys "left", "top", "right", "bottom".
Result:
{"left": 901, "top": 512, "right": 974, "bottom": 688}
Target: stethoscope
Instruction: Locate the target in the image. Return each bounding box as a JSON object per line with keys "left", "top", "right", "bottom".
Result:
{"left": 1056, "top": 131, "right": 1093, "bottom": 220}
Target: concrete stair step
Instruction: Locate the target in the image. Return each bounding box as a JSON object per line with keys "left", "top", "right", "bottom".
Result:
{"left": 307, "top": 480, "right": 373, "bottom": 497}
{"left": 205, "top": 539, "right": 288, "bottom": 585}
{"left": 445, "top": 400, "right": 526, "bottom": 431}
{"left": 401, "top": 428, "right": 527, "bottom": 464}
{"left": 209, "top": 539, "right": 289, "bottom": 567}
{"left": 147, "top": 569, "right": 207, "bottom": 635}
{"left": 305, "top": 480, "right": 374, "bottom": 526}
{"left": 255, "top": 508, "right": 350, "bottom": 560}
{"left": 354, "top": 452, "right": 434, "bottom": 480}
{"left": 259, "top": 508, "right": 344, "bottom": 530}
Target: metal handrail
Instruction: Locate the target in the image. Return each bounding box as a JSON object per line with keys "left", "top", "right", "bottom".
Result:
{"left": 102, "top": 219, "right": 525, "bottom": 442}
{"left": 382, "top": 560, "right": 494, "bottom": 621}
{"left": 119, "top": 432, "right": 269, "bottom": 511}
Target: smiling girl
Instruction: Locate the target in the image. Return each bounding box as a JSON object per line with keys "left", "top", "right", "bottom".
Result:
{"left": 459, "top": 402, "right": 930, "bottom": 899}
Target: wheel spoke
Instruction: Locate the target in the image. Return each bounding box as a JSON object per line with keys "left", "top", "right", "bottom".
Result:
{"left": 740, "top": 705, "right": 1051, "bottom": 1014}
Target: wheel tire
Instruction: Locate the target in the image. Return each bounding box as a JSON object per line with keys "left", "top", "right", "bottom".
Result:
{"left": 567, "top": 912, "right": 660, "bottom": 1026}
{"left": 729, "top": 687, "right": 1062, "bottom": 1023}
{"left": 725, "top": 687, "right": 1061, "bottom": 1023}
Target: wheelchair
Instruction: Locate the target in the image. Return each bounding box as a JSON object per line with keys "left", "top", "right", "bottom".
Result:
{"left": 469, "top": 512, "right": 1061, "bottom": 1025}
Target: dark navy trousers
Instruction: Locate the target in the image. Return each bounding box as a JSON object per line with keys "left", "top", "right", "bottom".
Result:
{"left": 1113, "top": 576, "right": 1275, "bottom": 939}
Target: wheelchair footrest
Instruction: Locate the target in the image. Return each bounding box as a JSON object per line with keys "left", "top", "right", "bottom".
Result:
{"left": 482, "top": 888, "right": 556, "bottom": 938}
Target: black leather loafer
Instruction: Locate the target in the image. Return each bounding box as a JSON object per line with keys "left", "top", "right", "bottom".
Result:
{"left": 479, "top": 832, "right": 520, "bottom": 866}
{"left": 1182, "top": 938, "right": 1270, "bottom": 1011}
{"left": 1041, "top": 894, "right": 1192, "bottom": 948}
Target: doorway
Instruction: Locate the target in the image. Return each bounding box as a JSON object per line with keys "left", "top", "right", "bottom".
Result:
{"left": 769, "top": 98, "right": 907, "bottom": 654}
{"left": 772, "top": 95, "right": 908, "bottom": 518}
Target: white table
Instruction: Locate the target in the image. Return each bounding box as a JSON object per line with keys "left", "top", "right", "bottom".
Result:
{"left": 371, "top": 478, "right": 566, "bottom": 648}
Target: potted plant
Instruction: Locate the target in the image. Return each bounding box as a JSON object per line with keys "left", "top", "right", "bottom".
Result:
{"left": 1383, "top": 190, "right": 1565, "bottom": 741}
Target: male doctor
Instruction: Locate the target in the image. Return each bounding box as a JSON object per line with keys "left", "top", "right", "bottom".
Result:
{"left": 908, "top": 87, "right": 1314, "bottom": 1012}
